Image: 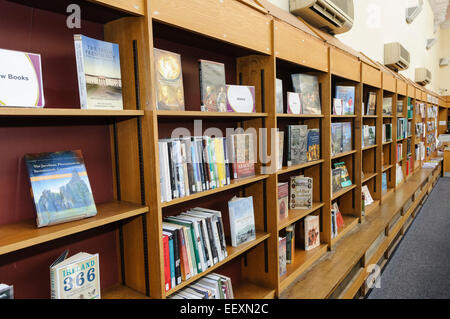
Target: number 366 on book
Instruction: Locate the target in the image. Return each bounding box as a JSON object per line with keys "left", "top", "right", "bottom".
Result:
{"left": 50, "top": 251, "right": 101, "bottom": 299}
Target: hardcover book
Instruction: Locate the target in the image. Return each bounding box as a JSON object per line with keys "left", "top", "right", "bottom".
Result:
{"left": 228, "top": 196, "right": 256, "bottom": 247}
{"left": 276, "top": 78, "right": 283, "bottom": 113}
{"left": 383, "top": 97, "right": 392, "bottom": 115}
{"left": 335, "top": 86, "right": 355, "bottom": 115}
{"left": 289, "top": 175, "right": 313, "bottom": 210}
{"left": 24, "top": 150, "right": 97, "bottom": 228}
{"left": 154, "top": 48, "right": 185, "bottom": 110}
{"left": 0, "top": 48, "right": 45, "bottom": 108}
{"left": 286, "top": 92, "right": 302, "bottom": 114}
{"left": 74, "top": 34, "right": 123, "bottom": 110}
{"left": 199, "top": 59, "right": 226, "bottom": 112}
{"left": 341, "top": 122, "right": 352, "bottom": 153}
{"left": 331, "top": 123, "right": 343, "bottom": 156}
{"left": 291, "top": 74, "right": 321, "bottom": 114}
{"left": 306, "top": 129, "right": 320, "bottom": 162}
{"left": 286, "top": 125, "right": 308, "bottom": 166}
{"left": 226, "top": 85, "right": 255, "bottom": 113}
{"left": 50, "top": 250, "right": 100, "bottom": 299}
{"left": 230, "top": 133, "right": 255, "bottom": 179}
{"left": 397, "top": 100, "right": 404, "bottom": 114}
{"left": 331, "top": 168, "right": 343, "bottom": 195}
{"left": 302, "top": 215, "right": 320, "bottom": 251}
{"left": 278, "top": 182, "right": 289, "bottom": 220}
{"left": 366, "top": 92, "right": 376, "bottom": 115}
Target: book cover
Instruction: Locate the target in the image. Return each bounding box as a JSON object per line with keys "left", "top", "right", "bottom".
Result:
{"left": 154, "top": 48, "right": 185, "bottom": 110}
{"left": 367, "top": 92, "right": 376, "bottom": 115}
{"left": 334, "top": 162, "right": 352, "bottom": 188}
{"left": 277, "top": 131, "right": 284, "bottom": 171}
{"left": 331, "top": 123, "right": 343, "bottom": 156}
{"left": 199, "top": 59, "right": 226, "bottom": 112}
{"left": 286, "top": 125, "right": 308, "bottom": 166}
{"left": 162, "top": 234, "right": 171, "bottom": 291}
{"left": 362, "top": 185, "right": 374, "bottom": 206}
{"left": 0, "top": 284, "right": 14, "bottom": 299}
{"left": 74, "top": 34, "right": 123, "bottom": 110}
{"left": 286, "top": 92, "right": 302, "bottom": 114}
{"left": 226, "top": 85, "right": 255, "bottom": 113}
{"left": 332, "top": 202, "right": 345, "bottom": 230}
{"left": 303, "top": 215, "right": 320, "bottom": 251}
{"left": 291, "top": 74, "right": 321, "bottom": 114}
{"left": 286, "top": 225, "right": 295, "bottom": 264}
{"left": 397, "top": 100, "right": 404, "bottom": 114}
{"left": 289, "top": 176, "right": 313, "bottom": 210}
{"left": 50, "top": 251, "right": 100, "bottom": 299}
{"left": 383, "top": 97, "right": 392, "bottom": 115}
{"left": 276, "top": 78, "right": 283, "bottom": 113}
{"left": 382, "top": 172, "right": 387, "bottom": 191}
{"left": 368, "top": 126, "right": 376, "bottom": 146}
{"left": 228, "top": 196, "right": 256, "bottom": 247}
{"left": 278, "top": 182, "right": 289, "bottom": 220}
{"left": 24, "top": 150, "right": 97, "bottom": 228}
{"left": 341, "top": 122, "right": 352, "bottom": 152}
{"left": 335, "top": 86, "right": 355, "bottom": 115}
{"left": 331, "top": 167, "right": 343, "bottom": 195}
{"left": 278, "top": 236, "right": 287, "bottom": 276}
{"left": 307, "top": 129, "right": 320, "bottom": 162}
{"left": 0, "top": 48, "right": 45, "bottom": 108}
{"left": 333, "top": 98, "right": 343, "bottom": 115}
{"left": 230, "top": 133, "right": 255, "bottom": 179}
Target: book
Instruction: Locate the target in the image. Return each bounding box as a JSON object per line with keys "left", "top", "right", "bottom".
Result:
{"left": 383, "top": 97, "right": 392, "bottom": 115}
{"left": 332, "top": 202, "right": 345, "bottom": 230}
{"left": 74, "top": 34, "right": 123, "bottom": 110}
{"left": 286, "top": 125, "right": 308, "bottom": 166}
{"left": 277, "top": 130, "right": 284, "bottom": 171}
{"left": 334, "top": 162, "right": 352, "bottom": 187}
{"left": 289, "top": 175, "right": 313, "bottom": 210}
{"left": 276, "top": 78, "right": 283, "bottom": 113}
{"left": 162, "top": 224, "right": 182, "bottom": 285}
{"left": 199, "top": 59, "right": 226, "bottom": 112}
{"left": 279, "top": 236, "right": 286, "bottom": 276}
{"left": 331, "top": 167, "right": 343, "bottom": 195}
{"left": 363, "top": 125, "right": 376, "bottom": 147}
{"left": 291, "top": 73, "right": 322, "bottom": 114}
{"left": 163, "top": 222, "right": 191, "bottom": 281}
{"left": 226, "top": 85, "right": 255, "bottom": 113}
{"left": 341, "top": 122, "right": 352, "bottom": 152}
{"left": 228, "top": 196, "right": 256, "bottom": 247}
{"left": 230, "top": 133, "right": 255, "bottom": 179}
{"left": 382, "top": 172, "right": 387, "bottom": 191}
{"left": 50, "top": 250, "right": 100, "bottom": 299}
{"left": 306, "top": 128, "right": 320, "bottom": 162}
{"left": 278, "top": 182, "right": 289, "bottom": 220}
{"left": 0, "top": 48, "right": 45, "bottom": 108}
{"left": 0, "top": 284, "right": 13, "bottom": 299}
{"left": 361, "top": 185, "right": 374, "bottom": 206}
{"left": 154, "top": 48, "right": 185, "bottom": 110}
{"left": 24, "top": 150, "right": 97, "bottom": 228}
{"left": 331, "top": 123, "right": 343, "bottom": 156}
{"left": 162, "top": 233, "right": 172, "bottom": 291}
{"left": 285, "top": 225, "right": 295, "bottom": 264}
{"left": 333, "top": 98, "right": 343, "bottom": 115}
{"left": 366, "top": 92, "right": 377, "bottom": 115}
{"left": 397, "top": 100, "right": 404, "bottom": 114}
{"left": 286, "top": 92, "right": 302, "bottom": 114}
{"left": 302, "top": 215, "right": 320, "bottom": 251}
{"left": 335, "top": 86, "right": 355, "bottom": 115}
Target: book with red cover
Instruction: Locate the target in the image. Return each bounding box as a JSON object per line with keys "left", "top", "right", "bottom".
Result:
{"left": 333, "top": 202, "right": 345, "bottom": 229}
{"left": 162, "top": 234, "right": 171, "bottom": 291}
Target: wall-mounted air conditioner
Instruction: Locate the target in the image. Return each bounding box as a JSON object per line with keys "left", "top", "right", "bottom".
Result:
{"left": 415, "top": 68, "right": 431, "bottom": 86}
{"left": 289, "top": 0, "right": 354, "bottom": 35}
{"left": 384, "top": 42, "right": 410, "bottom": 71}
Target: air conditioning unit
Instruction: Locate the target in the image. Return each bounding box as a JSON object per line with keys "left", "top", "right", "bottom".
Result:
{"left": 289, "top": 0, "right": 354, "bottom": 35}
{"left": 415, "top": 68, "right": 431, "bottom": 86}
{"left": 384, "top": 42, "right": 410, "bottom": 71}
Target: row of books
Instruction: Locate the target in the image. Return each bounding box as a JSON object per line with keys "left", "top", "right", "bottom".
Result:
{"left": 276, "top": 74, "right": 322, "bottom": 115}
{"left": 397, "top": 118, "right": 409, "bottom": 139}
{"left": 382, "top": 123, "right": 393, "bottom": 143}
{"left": 285, "top": 125, "right": 320, "bottom": 167}
{"left": 277, "top": 175, "right": 314, "bottom": 222}
{"left": 158, "top": 134, "right": 255, "bottom": 203}
{"left": 331, "top": 162, "right": 352, "bottom": 195}
{"left": 331, "top": 122, "right": 352, "bottom": 156}
{"left": 362, "top": 125, "right": 376, "bottom": 148}
{"left": 167, "top": 273, "right": 234, "bottom": 299}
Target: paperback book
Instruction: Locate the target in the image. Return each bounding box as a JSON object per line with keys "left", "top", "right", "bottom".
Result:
{"left": 74, "top": 34, "right": 123, "bottom": 110}
{"left": 276, "top": 78, "right": 284, "bottom": 113}
{"left": 228, "top": 196, "right": 256, "bottom": 247}
{"left": 383, "top": 97, "right": 392, "bottom": 116}
{"left": 154, "top": 48, "right": 185, "bottom": 110}
{"left": 279, "top": 236, "right": 287, "bottom": 276}
{"left": 278, "top": 182, "right": 289, "bottom": 220}
{"left": 335, "top": 86, "right": 355, "bottom": 115}
{"left": 334, "top": 162, "right": 352, "bottom": 188}
{"left": 24, "top": 150, "right": 97, "bottom": 228}
{"left": 366, "top": 92, "right": 376, "bottom": 115}
{"left": 301, "top": 215, "right": 320, "bottom": 251}
{"left": 291, "top": 73, "right": 322, "bottom": 115}
{"left": 287, "top": 92, "right": 302, "bottom": 114}
{"left": 286, "top": 125, "right": 308, "bottom": 166}
{"left": 289, "top": 175, "right": 313, "bottom": 210}
{"left": 199, "top": 59, "right": 226, "bottom": 112}
{"left": 306, "top": 129, "right": 320, "bottom": 162}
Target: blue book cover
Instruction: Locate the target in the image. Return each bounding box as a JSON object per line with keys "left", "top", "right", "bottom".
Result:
{"left": 167, "top": 234, "right": 176, "bottom": 289}
{"left": 382, "top": 172, "right": 387, "bottom": 191}
{"left": 306, "top": 129, "right": 320, "bottom": 162}
{"left": 336, "top": 86, "right": 355, "bottom": 115}
{"left": 25, "top": 150, "right": 97, "bottom": 228}
{"left": 228, "top": 196, "right": 256, "bottom": 247}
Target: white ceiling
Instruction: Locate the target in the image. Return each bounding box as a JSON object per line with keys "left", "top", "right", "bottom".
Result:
{"left": 428, "top": 0, "right": 450, "bottom": 29}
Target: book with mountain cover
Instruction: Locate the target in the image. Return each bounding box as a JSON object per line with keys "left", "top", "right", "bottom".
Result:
{"left": 24, "top": 150, "right": 97, "bottom": 228}
{"left": 228, "top": 196, "right": 256, "bottom": 247}
{"left": 74, "top": 34, "right": 123, "bottom": 110}
{"left": 291, "top": 73, "right": 321, "bottom": 114}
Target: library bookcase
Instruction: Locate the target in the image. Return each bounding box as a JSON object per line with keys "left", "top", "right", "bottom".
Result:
{"left": 0, "top": 0, "right": 443, "bottom": 299}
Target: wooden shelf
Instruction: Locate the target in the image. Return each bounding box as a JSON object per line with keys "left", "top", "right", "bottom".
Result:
{"left": 331, "top": 150, "right": 357, "bottom": 160}
{"left": 0, "top": 201, "right": 149, "bottom": 256}
{"left": 364, "top": 200, "right": 380, "bottom": 217}
{"left": 362, "top": 115, "right": 377, "bottom": 118}
{"left": 331, "top": 184, "right": 357, "bottom": 201}
{"left": 160, "top": 175, "right": 269, "bottom": 208}
{"left": 362, "top": 172, "right": 377, "bottom": 184}
{"left": 277, "top": 159, "right": 324, "bottom": 175}
{"left": 233, "top": 281, "right": 276, "bottom": 299}
{"left": 331, "top": 115, "right": 357, "bottom": 118}
{"left": 102, "top": 284, "right": 149, "bottom": 299}
{"left": 157, "top": 110, "right": 268, "bottom": 118}
{"left": 382, "top": 188, "right": 395, "bottom": 200}
{"left": 331, "top": 215, "right": 359, "bottom": 246}
{"left": 0, "top": 107, "right": 144, "bottom": 118}
{"left": 278, "top": 202, "right": 325, "bottom": 231}
{"left": 279, "top": 244, "right": 328, "bottom": 292}
{"left": 383, "top": 140, "right": 393, "bottom": 145}
{"left": 276, "top": 113, "right": 324, "bottom": 118}
{"left": 165, "top": 231, "right": 270, "bottom": 297}
{"left": 362, "top": 144, "right": 377, "bottom": 151}
{"left": 382, "top": 164, "right": 393, "bottom": 172}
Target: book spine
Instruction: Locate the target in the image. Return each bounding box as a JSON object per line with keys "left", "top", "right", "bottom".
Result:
{"left": 223, "top": 138, "right": 230, "bottom": 185}
{"left": 196, "top": 217, "right": 212, "bottom": 267}
{"left": 286, "top": 126, "right": 292, "bottom": 166}
{"left": 195, "top": 139, "right": 206, "bottom": 191}
{"left": 177, "top": 227, "right": 190, "bottom": 281}
{"left": 199, "top": 61, "right": 206, "bottom": 111}
{"left": 214, "top": 214, "right": 228, "bottom": 258}
{"left": 203, "top": 137, "right": 216, "bottom": 189}
{"left": 171, "top": 229, "right": 181, "bottom": 285}
{"left": 162, "top": 235, "right": 171, "bottom": 291}
{"left": 204, "top": 216, "right": 219, "bottom": 264}
{"left": 200, "top": 139, "right": 210, "bottom": 190}
{"left": 74, "top": 36, "right": 88, "bottom": 109}
{"left": 168, "top": 235, "right": 176, "bottom": 289}
{"left": 166, "top": 141, "right": 179, "bottom": 199}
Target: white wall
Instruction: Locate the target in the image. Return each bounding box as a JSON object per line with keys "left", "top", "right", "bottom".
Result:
{"left": 266, "top": 0, "right": 449, "bottom": 95}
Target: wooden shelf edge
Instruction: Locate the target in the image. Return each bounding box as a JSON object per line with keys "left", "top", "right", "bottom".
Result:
{"left": 331, "top": 184, "right": 357, "bottom": 201}
{"left": 277, "top": 113, "right": 324, "bottom": 118}
{"left": 0, "top": 201, "right": 148, "bottom": 256}
{"left": 278, "top": 202, "right": 325, "bottom": 231}
{"left": 331, "top": 150, "right": 357, "bottom": 160}
{"left": 156, "top": 110, "right": 268, "bottom": 118}
{"left": 331, "top": 215, "right": 359, "bottom": 246}
{"left": 362, "top": 172, "right": 377, "bottom": 184}
{"left": 102, "top": 284, "right": 149, "bottom": 299}
{"left": 0, "top": 107, "right": 144, "bottom": 117}
{"left": 277, "top": 159, "right": 324, "bottom": 175}
{"left": 233, "top": 281, "right": 276, "bottom": 299}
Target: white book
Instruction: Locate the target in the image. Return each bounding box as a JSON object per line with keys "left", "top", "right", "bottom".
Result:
{"left": 188, "top": 210, "right": 223, "bottom": 263}
{"left": 228, "top": 196, "right": 256, "bottom": 247}
{"left": 184, "top": 211, "right": 213, "bottom": 267}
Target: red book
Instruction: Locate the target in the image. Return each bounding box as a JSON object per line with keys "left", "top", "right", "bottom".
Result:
{"left": 162, "top": 234, "right": 171, "bottom": 291}
{"left": 177, "top": 226, "right": 191, "bottom": 281}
